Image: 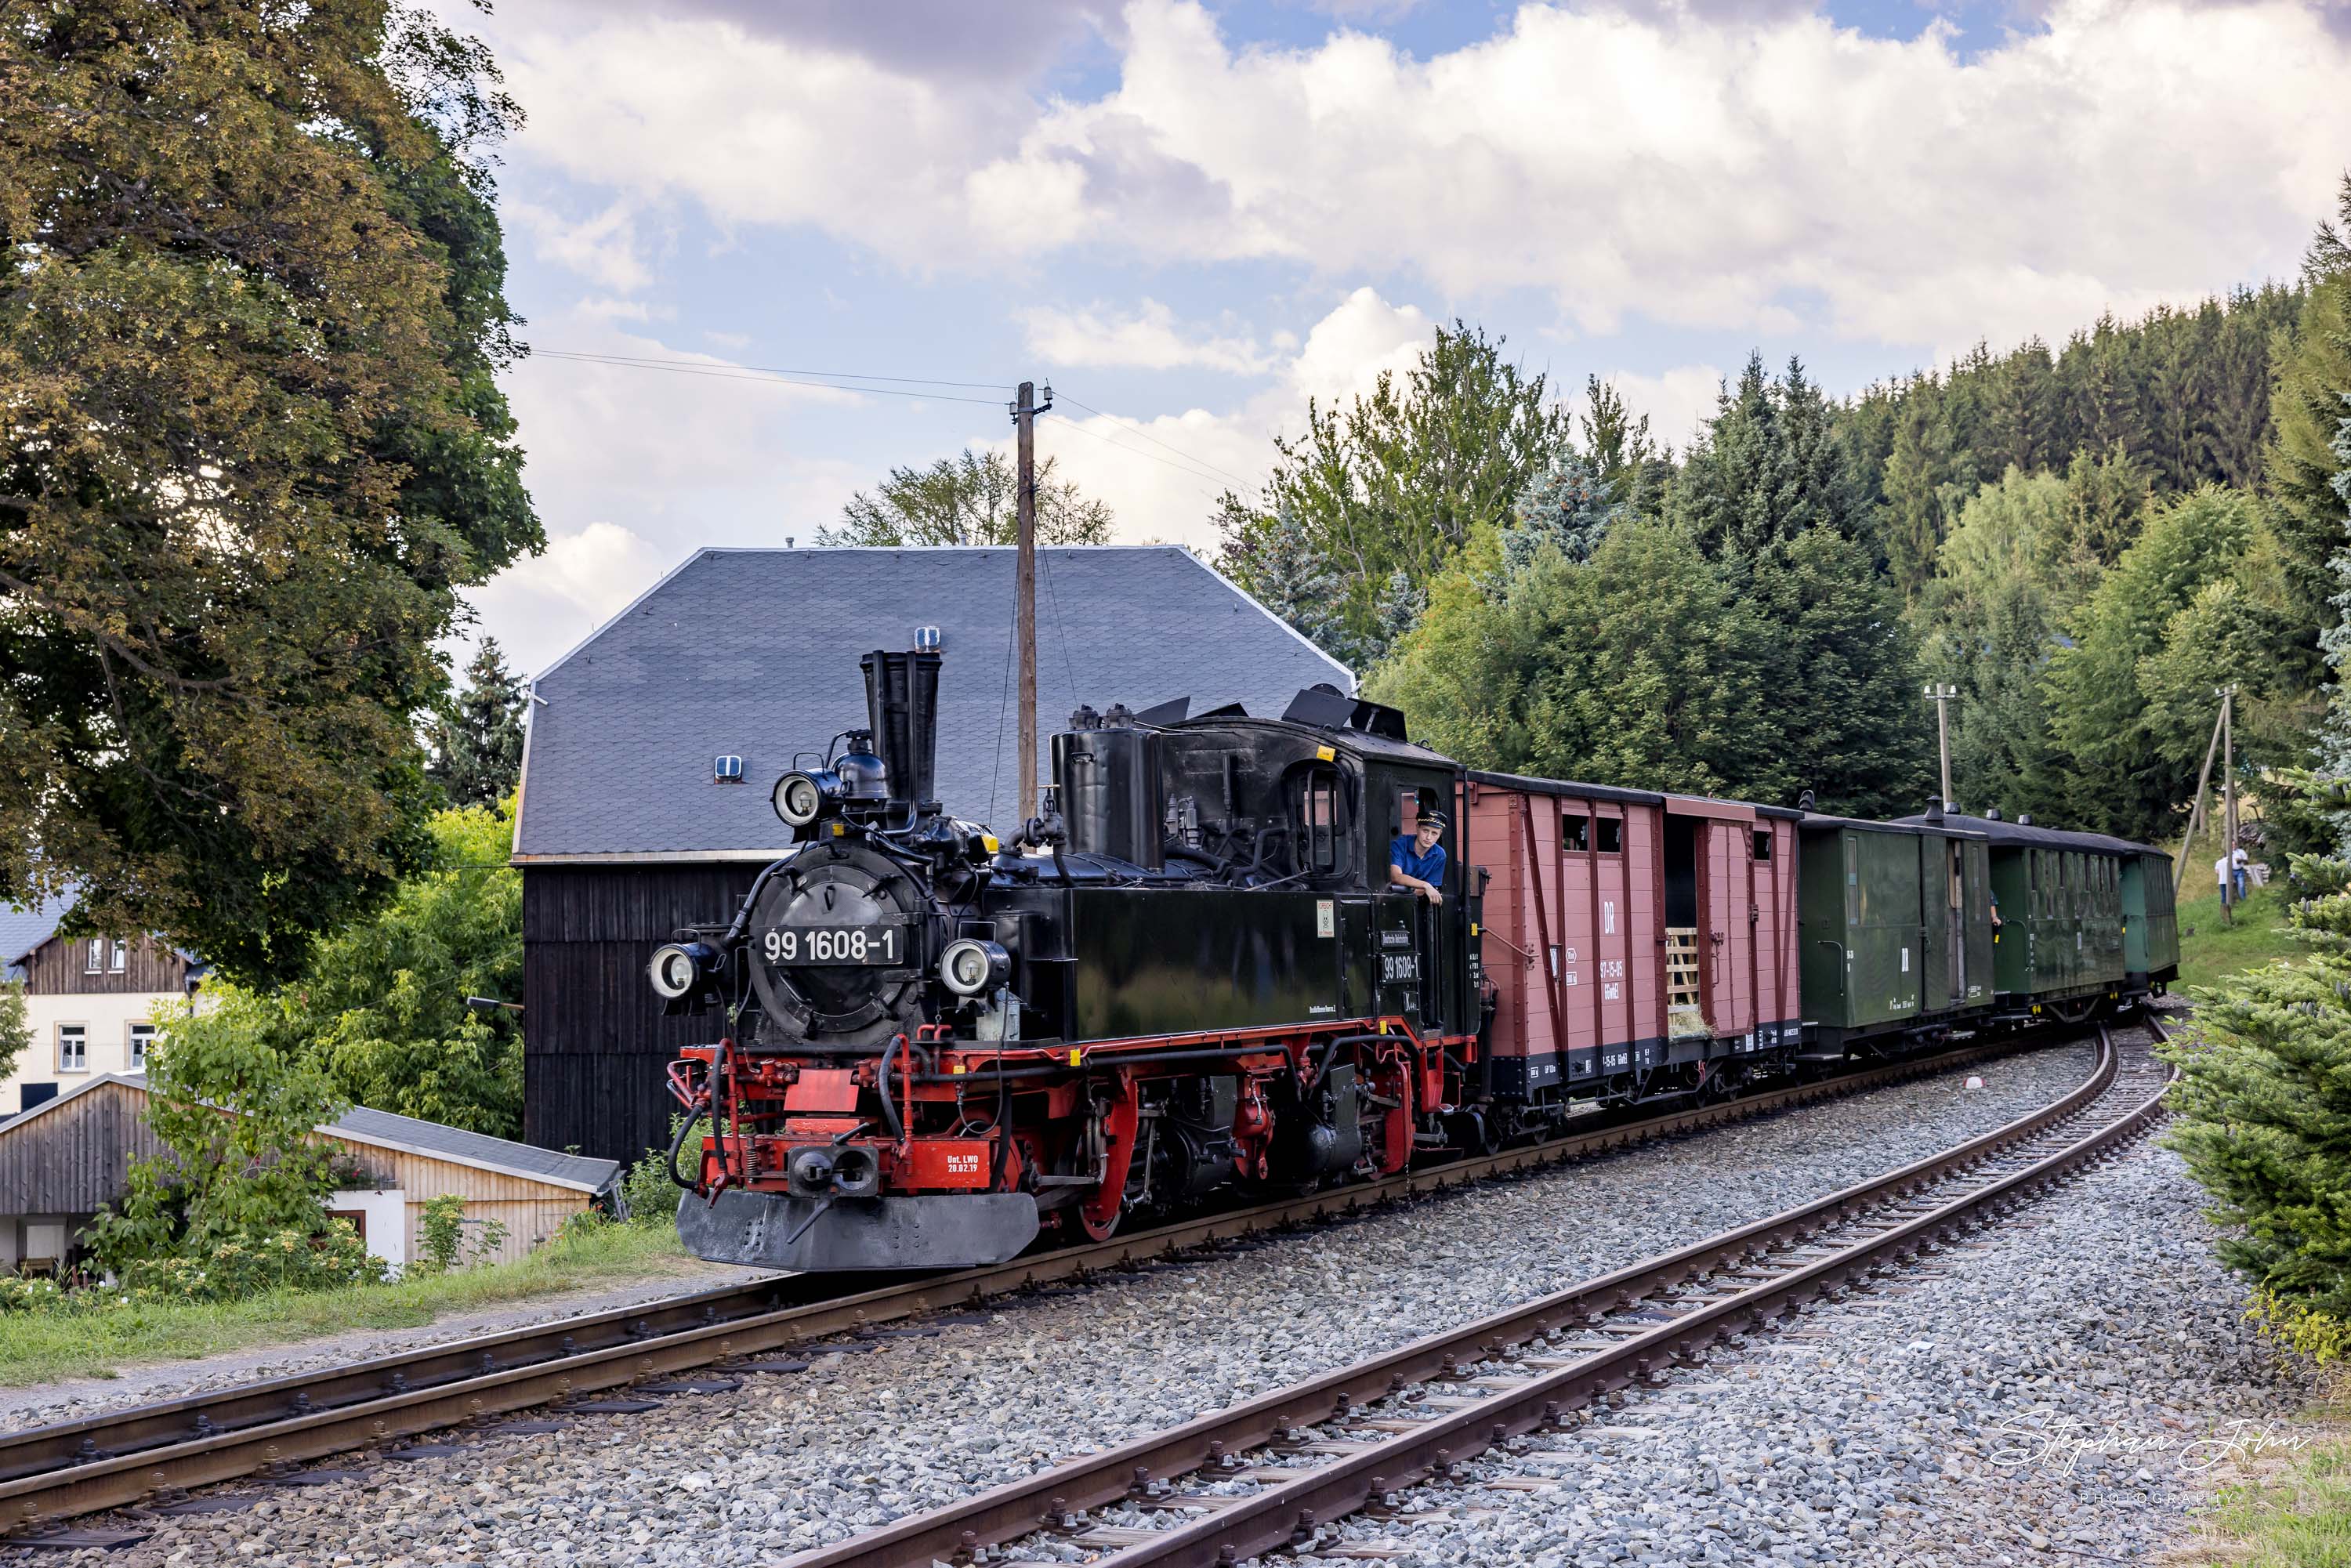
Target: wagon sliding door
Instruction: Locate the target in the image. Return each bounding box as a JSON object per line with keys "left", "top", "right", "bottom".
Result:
{"left": 1661, "top": 798, "right": 1759, "bottom": 1051}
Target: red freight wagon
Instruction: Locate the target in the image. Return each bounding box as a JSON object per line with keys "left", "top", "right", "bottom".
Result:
{"left": 1462, "top": 771, "right": 1801, "bottom": 1101}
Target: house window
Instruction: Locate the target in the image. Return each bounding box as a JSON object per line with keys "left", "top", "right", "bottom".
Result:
{"left": 57, "top": 1025, "right": 86, "bottom": 1074}
{"left": 1753, "top": 829, "right": 1773, "bottom": 862}
{"left": 129, "top": 1023, "right": 154, "bottom": 1070}
{"left": 110, "top": 938, "right": 127, "bottom": 972}
{"left": 1596, "top": 818, "right": 1622, "bottom": 853}
{"left": 85, "top": 939, "right": 103, "bottom": 974}
{"left": 1563, "top": 814, "right": 1588, "bottom": 853}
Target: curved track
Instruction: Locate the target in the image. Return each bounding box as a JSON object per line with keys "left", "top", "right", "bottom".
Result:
{"left": 0, "top": 1028, "right": 2090, "bottom": 1544}
{"left": 775, "top": 1018, "right": 2175, "bottom": 1567}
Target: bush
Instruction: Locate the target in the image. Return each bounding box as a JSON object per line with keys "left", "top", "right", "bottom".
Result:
{"left": 416, "top": 1194, "right": 465, "bottom": 1272}
{"left": 0, "top": 1275, "right": 67, "bottom": 1314}
{"left": 113, "top": 1220, "right": 385, "bottom": 1304}
{"left": 618, "top": 1116, "right": 702, "bottom": 1227}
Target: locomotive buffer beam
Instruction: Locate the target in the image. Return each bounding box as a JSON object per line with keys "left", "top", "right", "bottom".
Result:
{"left": 676, "top": 1188, "right": 1041, "bottom": 1273}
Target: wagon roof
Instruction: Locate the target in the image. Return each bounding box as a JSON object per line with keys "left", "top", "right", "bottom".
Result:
{"left": 1888, "top": 813, "right": 2161, "bottom": 856}
{"left": 1798, "top": 811, "right": 1983, "bottom": 838}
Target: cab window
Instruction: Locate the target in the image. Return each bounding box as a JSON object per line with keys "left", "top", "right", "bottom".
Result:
{"left": 1288, "top": 763, "right": 1350, "bottom": 879}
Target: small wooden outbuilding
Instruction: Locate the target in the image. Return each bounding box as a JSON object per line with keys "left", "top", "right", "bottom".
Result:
{"left": 0, "top": 1075, "right": 620, "bottom": 1276}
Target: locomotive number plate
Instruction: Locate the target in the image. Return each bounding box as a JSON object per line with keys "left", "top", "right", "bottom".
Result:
{"left": 763, "top": 925, "right": 905, "bottom": 965}
{"left": 1381, "top": 953, "right": 1420, "bottom": 983}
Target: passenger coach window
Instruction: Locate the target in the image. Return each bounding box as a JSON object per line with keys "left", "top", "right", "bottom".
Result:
{"left": 1753, "top": 830, "right": 1772, "bottom": 861}
{"left": 1563, "top": 814, "right": 1588, "bottom": 852}
{"left": 1597, "top": 818, "right": 1622, "bottom": 853}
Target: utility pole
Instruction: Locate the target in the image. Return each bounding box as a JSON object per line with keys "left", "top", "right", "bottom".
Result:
{"left": 2220, "top": 683, "right": 2238, "bottom": 924}
{"left": 1011, "top": 379, "right": 1052, "bottom": 824}
{"left": 2173, "top": 702, "right": 2228, "bottom": 896}
{"left": 1922, "top": 683, "right": 1958, "bottom": 810}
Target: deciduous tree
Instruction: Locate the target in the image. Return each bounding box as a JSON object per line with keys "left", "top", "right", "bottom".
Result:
{"left": 1371, "top": 522, "right": 1782, "bottom": 799}
{"left": 819, "top": 449, "right": 1113, "bottom": 547}
{"left": 0, "top": 2, "right": 540, "bottom": 984}
{"left": 153, "top": 803, "right": 524, "bottom": 1138}
{"left": 1216, "top": 323, "right": 1573, "bottom": 663}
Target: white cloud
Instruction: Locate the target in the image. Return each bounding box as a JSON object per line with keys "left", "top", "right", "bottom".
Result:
{"left": 1020, "top": 299, "right": 1273, "bottom": 374}
{"left": 487, "top": 0, "right": 2351, "bottom": 356}
{"left": 1007, "top": 288, "right": 1436, "bottom": 553}
{"left": 467, "top": 521, "right": 672, "bottom": 676}
{"left": 508, "top": 200, "right": 654, "bottom": 293}
{"left": 496, "top": 14, "right": 1024, "bottom": 263}
{"left": 465, "top": 305, "right": 868, "bottom": 673}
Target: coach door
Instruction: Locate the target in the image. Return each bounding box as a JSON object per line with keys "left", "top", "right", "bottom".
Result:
{"left": 1947, "top": 841, "right": 1966, "bottom": 1005}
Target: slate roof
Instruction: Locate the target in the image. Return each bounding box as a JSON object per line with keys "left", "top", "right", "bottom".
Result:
{"left": 0, "top": 1074, "right": 620, "bottom": 1193}
{"left": 1, "top": 888, "right": 77, "bottom": 980}
{"left": 329, "top": 1104, "right": 620, "bottom": 1193}
{"left": 515, "top": 546, "right": 1355, "bottom": 861}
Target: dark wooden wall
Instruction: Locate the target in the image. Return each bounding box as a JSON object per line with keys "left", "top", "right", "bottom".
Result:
{"left": 21, "top": 934, "right": 187, "bottom": 996}
{"left": 522, "top": 864, "right": 761, "bottom": 1164}
{"left": 0, "top": 1081, "right": 160, "bottom": 1215}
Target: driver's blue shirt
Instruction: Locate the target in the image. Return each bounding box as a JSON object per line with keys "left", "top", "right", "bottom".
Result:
{"left": 1391, "top": 835, "right": 1447, "bottom": 886}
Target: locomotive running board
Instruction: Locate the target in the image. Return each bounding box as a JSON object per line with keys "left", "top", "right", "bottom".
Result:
{"left": 676, "top": 1189, "right": 1041, "bottom": 1272}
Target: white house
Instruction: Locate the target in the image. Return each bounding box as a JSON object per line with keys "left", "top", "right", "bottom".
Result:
{"left": 2, "top": 892, "right": 208, "bottom": 1117}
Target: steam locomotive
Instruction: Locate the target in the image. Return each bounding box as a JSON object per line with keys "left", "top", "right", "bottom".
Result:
{"left": 654, "top": 639, "right": 2177, "bottom": 1272}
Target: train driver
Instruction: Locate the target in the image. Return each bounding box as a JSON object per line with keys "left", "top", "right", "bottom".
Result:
{"left": 1389, "top": 811, "right": 1448, "bottom": 905}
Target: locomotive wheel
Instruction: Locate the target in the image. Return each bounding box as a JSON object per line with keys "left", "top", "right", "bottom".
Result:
{"left": 1078, "top": 1202, "right": 1121, "bottom": 1243}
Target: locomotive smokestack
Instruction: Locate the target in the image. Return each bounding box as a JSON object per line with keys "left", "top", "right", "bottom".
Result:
{"left": 861, "top": 639, "right": 943, "bottom": 811}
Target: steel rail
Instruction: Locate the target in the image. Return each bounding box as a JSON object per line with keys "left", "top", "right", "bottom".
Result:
{"left": 0, "top": 1028, "right": 2069, "bottom": 1539}
{"left": 781, "top": 1020, "right": 2172, "bottom": 1568}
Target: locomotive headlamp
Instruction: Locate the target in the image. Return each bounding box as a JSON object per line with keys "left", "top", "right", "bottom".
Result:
{"left": 773, "top": 768, "right": 843, "bottom": 827}
{"left": 939, "top": 937, "right": 1011, "bottom": 997}
{"left": 648, "top": 940, "right": 718, "bottom": 1001}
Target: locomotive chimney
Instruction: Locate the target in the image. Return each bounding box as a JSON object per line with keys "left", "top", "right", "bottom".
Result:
{"left": 861, "top": 634, "right": 943, "bottom": 813}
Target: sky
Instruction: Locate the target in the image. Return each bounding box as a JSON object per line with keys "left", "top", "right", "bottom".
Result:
{"left": 448, "top": 0, "right": 2351, "bottom": 679}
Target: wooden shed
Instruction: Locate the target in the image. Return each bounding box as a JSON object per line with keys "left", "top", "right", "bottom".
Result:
{"left": 0, "top": 1075, "right": 619, "bottom": 1276}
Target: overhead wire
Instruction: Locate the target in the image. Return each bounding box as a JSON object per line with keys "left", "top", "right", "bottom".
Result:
{"left": 1049, "top": 389, "right": 1264, "bottom": 492}
{"left": 529, "top": 349, "right": 1009, "bottom": 405}
{"left": 1038, "top": 408, "right": 1255, "bottom": 505}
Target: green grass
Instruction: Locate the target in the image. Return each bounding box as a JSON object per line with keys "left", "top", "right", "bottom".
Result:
{"left": 2175, "top": 1407, "right": 2351, "bottom": 1567}
{"left": 2175, "top": 873, "right": 2307, "bottom": 991}
{"left": 0, "top": 1221, "right": 690, "bottom": 1389}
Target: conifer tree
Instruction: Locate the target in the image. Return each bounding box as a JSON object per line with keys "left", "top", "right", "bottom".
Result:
{"left": 2161, "top": 396, "right": 2351, "bottom": 1331}
{"left": 1503, "top": 452, "right": 1623, "bottom": 576}
{"left": 2266, "top": 175, "right": 2351, "bottom": 690}
{"left": 426, "top": 638, "right": 524, "bottom": 809}
{"left": 1672, "top": 355, "right": 1933, "bottom": 816}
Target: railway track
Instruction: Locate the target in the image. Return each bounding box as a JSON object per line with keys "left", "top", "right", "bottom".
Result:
{"left": 776, "top": 1017, "right": 2175, "bottom": 1567}
{"left": 0, "top": 1027, "right": 2085, "bottom": 1548}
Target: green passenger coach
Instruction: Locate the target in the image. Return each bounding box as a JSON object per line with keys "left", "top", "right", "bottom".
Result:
{"left": 1797, "top": 811, "right": 1994, "bottom": 1053}
{"left": 1944, "top": 812, "right": 2172, "bottom": 1019}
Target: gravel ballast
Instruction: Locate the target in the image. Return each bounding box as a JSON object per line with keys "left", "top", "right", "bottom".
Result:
{"left": 29, "top": 1035, "right": 2246, "bottom": 1568}
{"left": 1310, "top": 1132, "right": 2300, "bottom": 1568}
